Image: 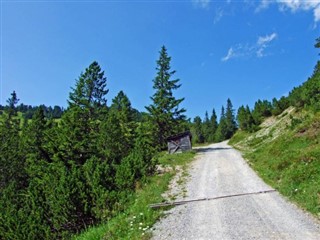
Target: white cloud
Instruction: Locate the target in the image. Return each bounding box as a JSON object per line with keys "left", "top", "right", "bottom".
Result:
{"left": 315, "top": 4, "right": 320, "bottom": 21}
{"left": 192, "top": 0, "right": 210, "bottom": 9}
{"left": 256, "top": 0, "right": 320, "bottom": 22}
{"left": 221, "top": 47, "right": 235, "bottom": 61}
{"left": 257, "top": 33, "right": 277, "bottom": 46}
{"left": 221, "top": 33, "right": 278, "bottom": 61}
{"left": 278, "top": 0, "right": 320, "bottom": 12}
{"left": 255, "top": 0, "right": 272, "bottom": 12}
{"left": 214, "top": 8, "right": 224, "bottom": 24}
{"left": 256, "top": 32, "right": 277, "bottom": 57}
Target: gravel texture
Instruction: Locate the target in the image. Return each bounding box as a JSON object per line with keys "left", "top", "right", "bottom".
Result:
{"left": 151, "top": 141, "right": 320, "bottom": 240}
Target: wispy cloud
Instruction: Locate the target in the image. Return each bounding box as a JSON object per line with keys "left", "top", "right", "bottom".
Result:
{"left": 221, "top": 47, "right": 235, "bottom": 62}
{"left": 256, "top": 0, "right": 320, "bottom": 23}
{"left": 255, "top": 0, "right": 272, "bottom": 13}
{"left": 192, "top": 0, "right": 211, "bottom": 9}
{"left": 257, "top": 32, "right": 277, "bottom": 45}
{"left": 257, "top": 33, "right": 277, "bottom": 57}
{"left": 315, "top": 5, "right": 320, "bottom": 21}
{"left": 214, "top": 8, "right": 224, "bottom": 24}
{"left": 221, "top": 33, "right": 278, "bottom": 61}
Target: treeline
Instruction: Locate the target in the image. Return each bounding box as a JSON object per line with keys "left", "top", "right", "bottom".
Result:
{"left": 190, "top": 37, "right": 320, "bottom": 143}
{"left": 0, "top": 103, "right": 64, "bottom": 119}
{"left": 0, "top": 46, "right": 187, "bottom": 239}
{"left": 190, "top": 70, "right": 319, "bottom": 143}
{"left": 190, "top": 98, "right": 237, "bottom": 143}
{"left": 237, "top": 37, "right": 320, "bottom": 132}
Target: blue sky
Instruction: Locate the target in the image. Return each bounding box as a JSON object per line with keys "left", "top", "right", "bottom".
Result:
{"left": 1, "top": 0, "right": 319, "bottom": 119}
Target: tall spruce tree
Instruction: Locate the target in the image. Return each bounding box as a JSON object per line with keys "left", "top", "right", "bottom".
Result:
{"left": 146, "top": 46, "right": 186, "bottom": 149}
{"left": 0, "top": 91, "right": 25, "bottom": 189}
{"left": 192, "top": 116, "right": 204, "bottom": 144}
{"left": 68, "top": 61, "right": 108, "bottom": 110}
{"left": 0, "top": 92, "right": 29, "bottom": 239}
{"left": 237, "top": 105, "right": 254, "bottom": 131}
{"left": 225, "top": 98, "right": 237, "bottom": 139}
{"left": 215, "top": 106, "right": 227, "bottom": 142}
{"left": 202, "top": 111, "right": 211, "bottom": 142}
{"left": 54, "top": 61, "right": 111, "bottom": 232}
{"left": 101, "top": 91, "right": 136, "bottom": 163}
{"left": 59, "top": 61, "right": 108, "bottom": 165}
{"left": 6, "top": 91, "right": 19, "bottom": 117}
{"left": 209, "top": 108, "right": 218, "bottom": 142}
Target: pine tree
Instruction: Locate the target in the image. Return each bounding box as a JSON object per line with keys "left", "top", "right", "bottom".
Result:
{"left": 225, "top": 98, "right": 237, "bottom": 139}
{"left": 237, "top": 105, "right": 254, "bottom": 131}
{"left": 53, "top": 62, "right": 111, "bottom": 232}
{"left": 146, "top": 46, "right": 186, "bottom": 150}
{"left": 202, "top": 111, "right": 211, "bottom": 142}
{"left": 215, "top": 106, "right": 227, "bottom": 142}
{"left": 252, "top": 99, "right": 272, "bottom": 125}
{"left": 209, "top": 108, "right": 218, "bottom": 142}
{"left": 0, "top": 91, "right": 25, "bottom": 189}
{"left": 68, "top": 61, "right": 108, "bottom": 110}
{"left": 6, "top": 91, "right": 19, "bottom": 117}
{"left": 0, "top": 92, "right": 30, "bottom": 239}
{"left": 59, "top": 61, "right": 108, "bottom": 166}
{"left": 192, "top": 116, "right": 204, "bottom": 143}
{"left": 100, "top": 91, "right": 136, "bottom": 163}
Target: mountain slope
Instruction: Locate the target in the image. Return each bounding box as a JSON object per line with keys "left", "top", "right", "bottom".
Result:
{"left": 229, "top": 107, "right": 320, "bottom": 218}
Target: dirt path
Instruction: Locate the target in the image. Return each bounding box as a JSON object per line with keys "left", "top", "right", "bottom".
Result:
{"left": 151, "top": 141, "right": 320, "bottom": 239}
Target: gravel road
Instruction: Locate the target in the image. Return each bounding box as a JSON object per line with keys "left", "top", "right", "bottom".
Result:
{"left": 151, "top": 141, "right": 320, "bottom": 240}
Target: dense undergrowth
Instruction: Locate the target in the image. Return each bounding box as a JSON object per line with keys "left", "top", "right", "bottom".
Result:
{"left": 230, "top": 110, "right": 320, "bottom": 218}
{"left": 73, "top": 151, "right": 195, "bottom": 240}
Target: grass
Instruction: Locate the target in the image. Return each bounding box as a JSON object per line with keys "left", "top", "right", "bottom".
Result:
{"left": 230, "top": 111, "right": 320, "bottom": 218}
{"left": 228, "top": 130, "right": 250, "bottom": 146}
{"left": 73, "top": 151, "right": 196, "bottom": 240}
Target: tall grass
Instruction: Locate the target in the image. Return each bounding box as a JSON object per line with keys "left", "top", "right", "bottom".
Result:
{"left": 230, "top": 112, "right": 320, "bottom": 217}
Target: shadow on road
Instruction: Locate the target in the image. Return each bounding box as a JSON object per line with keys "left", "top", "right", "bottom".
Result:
{"left": 194, "top": 147, "right": 232, "bottom": 153}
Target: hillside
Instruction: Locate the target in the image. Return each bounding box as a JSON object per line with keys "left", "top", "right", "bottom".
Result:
{"left": 229, "top": 107, "right": 320, "bottom": 218}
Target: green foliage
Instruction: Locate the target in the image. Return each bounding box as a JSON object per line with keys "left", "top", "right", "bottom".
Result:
{"left": 146, "top": 46, "right": 187, "bottom": 150}
{"left": 190, "top": 108, "right": 218, "bottom": 144}
{"left": 209, "top": 108, "right": 218, "bottom": 142}
{"left": 228, "top": 130, "right": 250, "bottom": 145}
{"left": 6, "top": 91, "right": 19, "bottom": 117}
{"left": 231, "top": 112, "right": 320, "bottom": 216}
{"left": 224, "top": 98, "right": 237, "bottom": 139}
{"left": 15, "top": 104, "right": 64, "bottom": 120}
{"left": 0, "top": 92, "right": 26, "bottom": 190}
{"left": 202, "top": 111, "right": 211, "bottom": 141}
{"left": 237, "top": 105, "right": 255, "bottom": 132}
{"left": 191, "top": 116, "right": 205, "bottom": 144}
{"left": 252, "top": 99, "right": 273, "bottom": 125}
{"left": 68, "top": 61, "right": 108, "bottom": 109}
{"left": 214, "top": 106, "right": 225, "bottom": 142}
{"left": 0, "top": 61, "right": 159, "bottom": 239}
{"left": 74, "top": 151, "right": 195, "bottom": 240}
{"left": 286, "top": 37, "right": 320, "bottom": 111}
{"left": 272, "top": 97, "right": 289, "bottom": 116}
{"left": 288, "top": 72, "right": 320, "bottom": 111}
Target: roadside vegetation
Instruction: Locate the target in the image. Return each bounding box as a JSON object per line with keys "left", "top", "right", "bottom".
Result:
{"left": 74, "top": 151, "right": 195, "bottom": 240}
{"left": 231, "top": 110, "right": 320, "bottom": 217}
{"left": 230, "top": 37, "right": 320, "bottom": 218}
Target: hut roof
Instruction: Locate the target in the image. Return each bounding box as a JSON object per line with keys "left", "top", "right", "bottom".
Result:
{"left": 167, "top": 131, "right": 192, "bottom": 141}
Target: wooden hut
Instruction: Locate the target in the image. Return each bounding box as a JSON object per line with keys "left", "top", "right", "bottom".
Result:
{"left": 167, "top": 131, "right": 192, "bottom": 154}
